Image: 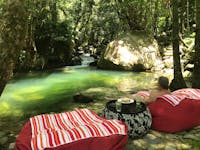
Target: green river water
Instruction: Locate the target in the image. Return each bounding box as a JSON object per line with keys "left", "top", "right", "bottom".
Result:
{"left": 0, "top": 66, "right": 158, "bottom": 134}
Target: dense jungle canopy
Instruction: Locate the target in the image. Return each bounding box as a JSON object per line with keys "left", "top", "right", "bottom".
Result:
{"left": 0, "top": 0, "right": 200, "bottom": 93}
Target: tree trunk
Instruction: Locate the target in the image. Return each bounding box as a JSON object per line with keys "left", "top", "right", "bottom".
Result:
{"left": 192, "top": 0, "right": 200, "bottom": 88}
{"left": 50, "top": 0, "right": 57, "bottom": 23}
{"left": 186, "top": 0, "right": 190, "bottom": 31}
{"left": 0, "top": 62, "right": 14, "bottom": 96}
{"left": 0, "top": 0, "right": 27, "bottom": 96}
{"left": 153, "top": 0, "right": 159, "bottom": 37}
{"left": 169, "top": 0, "right": 187, "bottom": 91}
{"left": 180, "top": 0, "right": 186, "bottom": 33}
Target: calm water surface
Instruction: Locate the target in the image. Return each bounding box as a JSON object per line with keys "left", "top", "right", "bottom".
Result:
{"left": 0, "top": 66, "right": 158, "bottom": 132}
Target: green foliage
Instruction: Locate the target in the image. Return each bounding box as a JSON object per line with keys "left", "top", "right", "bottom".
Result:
{"left": 115, "top": 0, "right": 154, "bottom": 31}
{"left": 0, "top": 0, "right": 28, "bottom": 95}
{"left": 34, "top": 20, "right": 72, "bottom": 69}
{"left": 14, "top": 0, "right": 74, "bottom": 70}
{"left": 0, "top": 0, "right": 198, "bottom": 73}
{"left": 63, "top": 0, "right": 122, "bottom": 52}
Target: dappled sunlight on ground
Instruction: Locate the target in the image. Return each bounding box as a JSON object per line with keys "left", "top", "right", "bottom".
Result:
{"left": 0, "top": 102, "right": 12, "bottom": 115}
{"left": 125, "top": 128, "right": 200, "bottom": 150}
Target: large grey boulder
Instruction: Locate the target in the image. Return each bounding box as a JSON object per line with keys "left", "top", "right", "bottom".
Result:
{"left": 98, "top": 33, "right": 164, "bottom": 71}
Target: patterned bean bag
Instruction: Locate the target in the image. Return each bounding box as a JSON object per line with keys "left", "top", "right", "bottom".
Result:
{"left": 103, "top": 100, "right": 152, "bottom": 139}
{"left": 14, "top": 109, "right": 128, "bottom": 150}
{"left": 148, "top": 88, "right": 200, "bottom": 133}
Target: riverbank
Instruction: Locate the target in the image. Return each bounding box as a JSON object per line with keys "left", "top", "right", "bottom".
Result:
{"left": 0, "top": 67, "right": 196, "bottom": 150}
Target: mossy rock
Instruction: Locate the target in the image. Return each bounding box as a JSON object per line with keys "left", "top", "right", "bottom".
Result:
{"left": 97, "top": 58, "right": 125, "bottom": 71}
{"left": 73, "top": 93, "right": 93, "bottom": 103}
{"left": 132, "top": 64, "right": 146, "bottom": 72}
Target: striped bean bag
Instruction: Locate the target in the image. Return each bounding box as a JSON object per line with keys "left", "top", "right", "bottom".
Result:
{"left": 148, "top": 88, "right": 200, "bottom": 133}
{"left": 15, "top": 109, "right": 128, "bottom": 150}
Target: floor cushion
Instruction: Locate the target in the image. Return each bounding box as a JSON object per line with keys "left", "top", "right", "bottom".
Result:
{"left": 148, "top": 97, "right": 200, "bottom": 133}
{"left": 133, "top": 88, "right": 200, "bottom": 133}
{"left": 14, "top": 109, "right": 128, "bottom": 150}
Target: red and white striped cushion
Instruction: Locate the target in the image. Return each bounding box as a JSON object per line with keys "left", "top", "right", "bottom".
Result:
{"left": 172, "top": 88, "right": 200, "bottom": 100}
{"left": 30, "top": 109, "right": 127, "bottom": 150}
{"left": 159, "top": 94, "right": 185, "bottom": 106}
{"left": 160, "top": 88, "right": 200, "bottom": 106}
{"left": 133, "top": 91, "right": 150, "bottom": 100}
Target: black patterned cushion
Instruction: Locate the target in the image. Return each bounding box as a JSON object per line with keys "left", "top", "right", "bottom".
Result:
{"left": 103, "top": 101, "right": 152, "bottom": 138}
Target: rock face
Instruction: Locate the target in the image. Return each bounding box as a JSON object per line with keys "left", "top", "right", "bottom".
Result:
{"left": 98, "top": 33, "right": 164, "bottom": 71}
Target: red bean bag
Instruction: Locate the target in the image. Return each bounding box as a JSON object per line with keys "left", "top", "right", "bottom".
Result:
{"left": 14, "top": 109, "right": 128, "bottom": 150}
{"left": 148, "top": 88, "right": 200, "bottom": 133}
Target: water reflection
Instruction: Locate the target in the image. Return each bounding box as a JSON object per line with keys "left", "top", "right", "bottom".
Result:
{"left": 116, "top": 74, "right": 157, "bottom": 93}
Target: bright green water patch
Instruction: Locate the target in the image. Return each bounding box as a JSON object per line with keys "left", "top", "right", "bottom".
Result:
{"left": 0, "top": 66, "right": 157, "bottom": 133}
